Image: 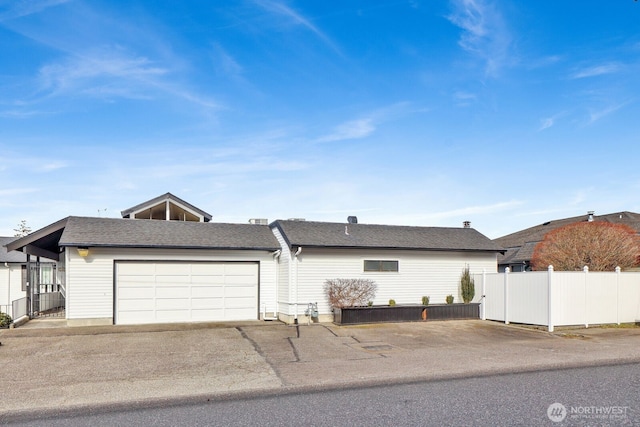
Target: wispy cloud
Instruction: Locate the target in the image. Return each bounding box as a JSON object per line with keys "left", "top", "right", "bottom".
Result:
{"left": 453, "top": 91, "right": 477, "bottom": 107}
{"left": 211, "top": 42, "right": 244, "bottom": 79}
{"left": 17, "top": 47, "right": 219, "bottom": 110}
{"left": 253, "top": 0, "right": 342, "bottom": 55}
{"left": 447, "top": 0, "right": 512, "bottom": 76}
{"left": 0, "top": 0, "right": 70, "bottom": 21}
{"left": 588, "top": 101, "right": 629, "bottom": 124}
{"left": 315, "top": 103, "right": 415, "bottom": 143}
{"left": 40, "top": 161, "right": 68, "bottom": 172}
{"left": 38, "top": 49, "right": 168, "bottom": 98}
{"left": 538, "top": 111, "right": 566, "bottom": 131}
{"left": 426, "top": 200, "right": 524, "bottom": 220}
{"left": 570, "top": 62, "right": 622, "bottom": 79}
{"left": 317, "top": 118, "right": 376, "bottom": 143}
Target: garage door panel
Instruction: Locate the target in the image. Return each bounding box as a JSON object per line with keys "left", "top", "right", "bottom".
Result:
{"left": 191, "top": 286, "right": 224, "bottom": 298}
{"left": 223, "top": 275, "right": 258, "bottom": 285}
{"left": 225, "top": 285, "right": 256, "bottom": 298}
{"left": 118, "top": 287, "right": 153, "bottom": 299}
{"left": 119, "top": 299, "right": 155, "bottom": 311}
{"left": 224, "top": 296, "right": 256, "bottom": 308}
{"left": 118, "top": 310, "right": 155, "bottom": 324}
{"left": 118, "top": 275, "right": 156, "bottom": 284}
{"left": 191, "top": 298, "right": 223, "bottom": 309}
{"left": 155, "top": 309, "right": 190, "bottom": 322}
{"left": 155, "top": 275, "right": 191, "bottom": 285}
{"left": 116, "top": 261, "right": 258, "bottom": 325}
{"left": 191, "top": 309, "right": 224, "bottom": 321}
{"left": 191, "top": 263, "right": 225, "bottom": 275}
{"left": 155, "top": 263, "right": 191, "bottom": 275}
{"left": 156, "top": 286, "right": 190, "bottom": 298}
{"left": 191, "top": 276, "right": 225, "bottom": 285}
{"left": 118, "top": 263, "right": 156, "bottom": 275}
{"left": 225, "top": 264, "right": 258, "bottom": 275}
{"left": 156, "top": 299, "right": 190, "bottom": 310}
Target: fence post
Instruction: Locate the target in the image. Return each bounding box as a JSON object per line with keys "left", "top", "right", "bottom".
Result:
{"left": 481, "top": 269, "right": 486, "bottom": 320}
{"left": 583, "top": 265, "right": 589, "bottom": 328}
{"left": 548, "top": 265, "right": 554, "bottom": 332}
{"left": 504, "top": 267, "right": 510, "bottom": 325}
{"left": 616, "top": 266, "right": 621, "bottom": 325}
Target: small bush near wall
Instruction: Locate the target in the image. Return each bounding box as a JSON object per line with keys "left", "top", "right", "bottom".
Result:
{"left": 0, "top": 312, "right": 12, "bottom": 328}
{"left": 446, "top": 295, "right": 454, "bottom": 304}
{"left": 324, "top": 278, "right": 377, "bottom": 308}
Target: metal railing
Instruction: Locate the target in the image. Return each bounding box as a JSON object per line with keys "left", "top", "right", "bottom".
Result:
{"left": 33, "top": 292, "right": 65, "bottom": 317}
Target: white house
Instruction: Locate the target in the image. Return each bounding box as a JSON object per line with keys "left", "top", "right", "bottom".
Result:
{"left": 4, "top": 194, "right": 504, "bottom": 326}
{"left": 270, "top": 219, "right": 503, "bottom": 323}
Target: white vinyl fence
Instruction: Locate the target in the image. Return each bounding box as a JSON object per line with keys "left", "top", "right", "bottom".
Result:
{"left": 476, "top": 266, "right": 640, "bottom": 331}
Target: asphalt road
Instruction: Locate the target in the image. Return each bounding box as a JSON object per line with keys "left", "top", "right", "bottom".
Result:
{"left": 8, "top": 362, "right": 639, "bottom": 426}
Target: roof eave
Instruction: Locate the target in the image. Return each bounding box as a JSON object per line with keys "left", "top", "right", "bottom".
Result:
{"left": 59, "top": 242, "right": 280, "bottom": 251}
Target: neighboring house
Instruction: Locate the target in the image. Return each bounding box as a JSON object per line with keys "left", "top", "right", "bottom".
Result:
{"left": 270, "top": 219, "right": 505, "bottom": 323}
{"left": 0, "top": 236, "right": 57, "bottom": 318}
{"left": 0, "top": 236, "right": 27, "bottom": 317}
{"left": 494, "top": 211, "right": 640, "bottom": 272}
{"left": 5, "top": 194, "right": 504, "bottom": 326}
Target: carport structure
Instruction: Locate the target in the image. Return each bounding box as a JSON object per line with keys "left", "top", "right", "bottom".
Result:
{"left": 5, "top": 216, "right": 280, "bottom": 326}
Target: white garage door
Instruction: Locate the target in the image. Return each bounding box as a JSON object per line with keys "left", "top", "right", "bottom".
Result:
{"left": 115, "top": 261, "right": 259, "bottom": 325}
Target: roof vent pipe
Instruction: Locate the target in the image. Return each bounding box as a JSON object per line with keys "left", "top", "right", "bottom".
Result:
{"left": 347, "top": 216, "right": 358, "bottom": 224}
{"left": 463, "top": 221, "right": 471, "bottom": 228}
{"left": 587, "top": 211, "right": 594, "bottom": 222}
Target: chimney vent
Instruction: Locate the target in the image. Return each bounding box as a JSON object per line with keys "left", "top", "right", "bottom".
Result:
{"left": 463, "top": 221, "right": 471, "bottom": 228}
{"left": 347, "top": 216, "right": 358, "bottom": 224}
{"left": 587, "top": 211, "right": 594, "bottom": 222}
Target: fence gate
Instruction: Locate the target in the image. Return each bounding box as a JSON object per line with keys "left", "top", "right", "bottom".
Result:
{"left": 28, "top": 262, "right": 65, "bottom": 318}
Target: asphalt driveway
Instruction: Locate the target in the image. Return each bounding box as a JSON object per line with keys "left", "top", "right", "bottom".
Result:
{"left": 2, "top": 319, "right": 640, "bottom": 419}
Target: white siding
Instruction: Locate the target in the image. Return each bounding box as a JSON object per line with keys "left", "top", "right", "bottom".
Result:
{"left": 0, "top": 264, "right": 25, "bottom": 317}
{"left": 65, "top": 247, "right": 276, "bottom": 323}
{"left": 294, "top": 248, "right": 497, "bottom": 317}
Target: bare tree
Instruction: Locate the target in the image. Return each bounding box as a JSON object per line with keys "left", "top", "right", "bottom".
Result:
{"left": 531, "top": 221, "right": 640, "bottom": 271}
{"left": 13, "top": 220, "right": 32, "bottom": 237}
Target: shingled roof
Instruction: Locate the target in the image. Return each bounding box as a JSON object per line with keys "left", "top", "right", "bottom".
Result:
{"left": 494, "top": 211, "right": 640, "bottom": 267}
{"left": 6, "top": 216, "right": 280, "bottom": 255}
{"left": 59, "top": 217, "right": 279, "bottom": 250}
{"left": 0, "top": 236, "right": 27, "bottom": 263}
{"left": 271, "top": 220, "right": 504, "bottom": 252}
{"left": 495, "top": 211, "right": 640, "bottom": 249}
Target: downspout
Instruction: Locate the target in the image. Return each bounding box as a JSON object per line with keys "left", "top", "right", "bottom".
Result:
{"left": 263, "top": 250, "right": 280, "bottom": 320}
{"left": 4, "top": 262, "right": 9, "bottom": 315}
{"left": 294, "top": 246, "right": 302, "bottom": 323}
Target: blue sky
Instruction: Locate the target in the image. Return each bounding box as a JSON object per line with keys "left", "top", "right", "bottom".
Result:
{"left": 0, "top": 0, "right": 639, "bottom": 239}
